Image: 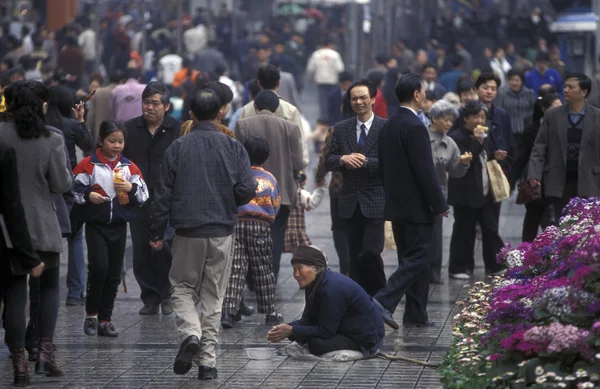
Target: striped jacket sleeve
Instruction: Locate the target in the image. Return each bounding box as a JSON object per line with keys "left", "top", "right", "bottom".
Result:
{"left": 127, "top": 162, "right": 149, "bottom": 206}
{"left": 72, "top": 157, "right": 94, "bottom": 205}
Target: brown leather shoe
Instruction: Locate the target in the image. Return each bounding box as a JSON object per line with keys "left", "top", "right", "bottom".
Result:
{"left": 11, "top": 348, "right": 30, "bottom": 387}
{"left": 35, "top": 337, "right": 63, "bottom": 377}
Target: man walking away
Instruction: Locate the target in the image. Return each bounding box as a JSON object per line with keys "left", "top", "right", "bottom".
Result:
{"left": 374, "top": 73, "right": 449, "bottom": 330}
{"left": 150, "top": 88, "right": 256, "bottom": 380}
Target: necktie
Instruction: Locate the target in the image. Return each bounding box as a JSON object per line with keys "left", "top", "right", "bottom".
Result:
{"left": 358, "top": 123, "right": 367, "bottom": 150}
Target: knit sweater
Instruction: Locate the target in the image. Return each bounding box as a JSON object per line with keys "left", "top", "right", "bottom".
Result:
{"left": 238, "top": 166, "right": 281, "bottom": 224}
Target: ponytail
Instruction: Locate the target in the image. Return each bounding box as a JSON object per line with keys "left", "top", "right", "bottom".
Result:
{"left": 4, "top": 81, "right": 50, "bottom": 139}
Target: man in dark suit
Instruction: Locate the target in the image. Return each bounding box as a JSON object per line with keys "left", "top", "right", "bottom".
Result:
{"left": 325, "top": 80, "right": 387, "bottom": 296}
{"left": 529, "top": 73, "right": 600, "bottom": 219}
{"left": 374, "top": 73, "right": 449, "bottom": 330}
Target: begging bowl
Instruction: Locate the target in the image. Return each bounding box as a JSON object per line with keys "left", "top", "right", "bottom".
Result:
{"left": 245, "top": 347, "right": 275, "bottom": 360}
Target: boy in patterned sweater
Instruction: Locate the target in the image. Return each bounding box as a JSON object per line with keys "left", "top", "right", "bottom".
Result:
{"left": 221, "top": 136, "right": 284, "bottom": 328}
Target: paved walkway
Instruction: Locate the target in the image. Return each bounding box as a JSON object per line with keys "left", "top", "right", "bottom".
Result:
{"left": 0, "top": 87, "right": 527, "bottom": 388}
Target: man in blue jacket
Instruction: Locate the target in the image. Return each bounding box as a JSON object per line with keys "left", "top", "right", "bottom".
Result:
{"left": 525, "top": 52, "right": 564, "bottom": 99}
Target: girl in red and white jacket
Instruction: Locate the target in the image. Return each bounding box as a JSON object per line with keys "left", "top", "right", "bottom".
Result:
{"left": 73, "top": 120, "right": 149, "bottom": 337}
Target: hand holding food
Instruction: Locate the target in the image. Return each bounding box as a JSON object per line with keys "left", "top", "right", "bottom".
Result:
{"left": 460, "top": 152, "right": 473, "bottom": 165}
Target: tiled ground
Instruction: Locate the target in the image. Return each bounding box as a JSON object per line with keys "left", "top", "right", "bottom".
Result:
{"left": 0, "top": 191, "right": 526, "bottom": 389}
{"left": 0, "top": 87, "right": 527, "bottom": 388}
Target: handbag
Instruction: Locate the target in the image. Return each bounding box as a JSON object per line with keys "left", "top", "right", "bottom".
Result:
{"left": 486, "top": 160, "right": 510, "bottom": 203}
{"left": 516, "top": 180, "right": 542, "bottom": 204}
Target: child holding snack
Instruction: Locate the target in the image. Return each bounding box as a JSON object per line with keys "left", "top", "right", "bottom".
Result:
{"left": 73, "top": 120, "right": 149, "bottom": 337}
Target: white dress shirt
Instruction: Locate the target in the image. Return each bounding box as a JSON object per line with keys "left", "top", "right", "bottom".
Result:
{"left": 356, "top": 113, "right": 374, "bottom": 142}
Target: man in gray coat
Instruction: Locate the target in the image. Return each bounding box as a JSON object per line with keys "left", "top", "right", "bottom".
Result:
{"left": 150, "top": 88, "right": 256, "bottom": 381}
{"left": 235, "top": 90, "right": 305, "bottom": 281}
{"left": 528, "top": 73, "right": 600, "bottom": 219}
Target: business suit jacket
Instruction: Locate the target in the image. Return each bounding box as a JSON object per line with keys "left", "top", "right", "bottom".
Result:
{"left": 528, "top": 103, "right": 600, "bottom": 198}
{"left": 448, "top": 127, "right": 489, "bottom": 208}
{"left": 0, "top": 143, "right": 41, "bottom": 275}
{"left": 378, "top": 108, "right": 448, "bottom": 223}
{"left": 325, "top": 116, "right": 386, "bottom": 220}
{"left": 235, "top": 111, "right": 305, "bottom": 207}
{"left": 0, "top": 122, "right": 72, "bottom": 259}
{"left": 86, "top": 83, "right": 117, "bottom": 144}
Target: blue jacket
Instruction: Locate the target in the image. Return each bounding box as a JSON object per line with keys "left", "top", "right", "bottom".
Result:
{"left": 289, "top": 270, "right": 385, "bottom": 356}
{"left": 525, "top": 67, "right": 564, "bottom": 99}
{"left": 439, "top": 69, "right": 464, "bottom": 93}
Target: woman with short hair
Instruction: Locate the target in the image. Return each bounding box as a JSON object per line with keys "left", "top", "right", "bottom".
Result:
{"left": 0, "top": 80, "right": 72, "bottom": 384}
{"left": 267, "top": 245, "right": 385, "bottom": 356}
{"left": 447, "top": 101, "right": 507, "bottom": 279}
{"left": 427, "top": 100, "right": 471, "bottom": 284}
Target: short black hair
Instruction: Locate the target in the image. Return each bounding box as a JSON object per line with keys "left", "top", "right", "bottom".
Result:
{"left": 375, "top": 54, "right": 390, "bottom": 65}
{"left": 347, "top": 79, "right": 377, "bottom": 101}
{"left": 257, "top": 65, "right": 280, "bottom": 90}
{"left": 109, "top": 70, "right": 126, "bottom": 84}
{"left": 425, "top": 90, "right": 437, "bottom": 102}
{"left": 475, "top": 72, "right": 501, "bottom": 89}
{"left": 248, "top": 79, "right": 261, "bottom": 99}
{"left": 1, "top": 58, "right": 13, "bottom": 69}
{"left": 243, "top": 136, "right": 270, "bottom": 166}
{"left": 535, "top": 52, "right": 550, "bottom": 62}
{"left": 215, "top": 65, "right": 227, "bottom": 76}
{"left": 367, "top": 71, "right": 385, "bottom": 88}
{"left": 423, "top": 63, "right": 437, "bottom": 72}
{"left": 201, "top": 81, "right": 233, "bottom": 106}
{"left": 254, "top": 90, "right": 280, "bottom": 112}
{"left": 126, "top": 67, "right": 141, "bottom": 80}
{"left": 395, "top": 73, "right": 424, "bottom": 104}
{"left": 317, "top": 117, "right": 329, "bottom": 125}
{"left": 506, "top": 69, "right": 524, "bottom": 84}
{"left": 190, "top": 88, "right": 221, "bottom": 121}
{"left": 456, "top": 78, "right": 475, "bottom": 95}
{"left": 142, "top": 81, "right": 170, "bottom": 105}
{"left": 462, "top": 100, "right": 487, "bottom": 118}
{"left": 338, "top": 71, "right": 354, "bottom": 83}
{"left": 538, "top": 84, "right": 557, "bottom": 97}
{"left": 450, "top": 55, "right": 463, "bottom": 68}
{"left": 565, "top": 72, "right": 592, "bottom": 97}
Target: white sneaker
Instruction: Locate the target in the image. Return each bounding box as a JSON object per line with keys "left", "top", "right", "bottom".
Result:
{"left": 449, "top": 273, "right": 471, "bottom": 280}
{"left": 491, "top": 269, "right": 506, "bottom": 277}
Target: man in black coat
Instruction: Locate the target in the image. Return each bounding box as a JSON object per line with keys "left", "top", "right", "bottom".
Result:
{"left": 374, "top": 73, "right": 449, "bottom": 330}
{"left": 123, "top": 82, "right": 182, "bottom": 316}
{"left": 325, "top": 80, "right": 387, "bottom": 296}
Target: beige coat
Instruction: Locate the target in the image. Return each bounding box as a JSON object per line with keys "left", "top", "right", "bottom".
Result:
{"left": 238, "top": 95, "right": 309, "bottom": 166}
{"left": 235, "top": 111, "right": 304, "bottom": 206}
{"left": 86, "top": 83, "right": 117, "bottom": 143}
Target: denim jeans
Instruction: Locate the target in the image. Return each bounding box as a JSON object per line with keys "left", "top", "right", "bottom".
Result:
{"left": 66, "top": 226, "right": 85, "bottom": 299}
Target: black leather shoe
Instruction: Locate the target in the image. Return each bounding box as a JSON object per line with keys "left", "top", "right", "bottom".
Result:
{"left": 84, "top": 318, "right": 98, "bottom": 336}
{"left": 403, "top": 320, "right": 436, "bottom": 328}
{"left": 198, "top": 365, "right": 218, "bottom": 380}
{"left": 98, "top": 322, "right": 118, "bottom": 337}
{"left": 372, "top": 299, "right": 399, "bottom": 330}
{"left": 173, "top": 335, "right": 200, "bottom": 375}
{"left": 221, "top": 313, "right": 237, "bottom": 329}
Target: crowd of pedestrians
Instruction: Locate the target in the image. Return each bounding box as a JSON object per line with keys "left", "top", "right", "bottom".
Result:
{"left": 1, "top": 2, "right": 600, "bottom": 387}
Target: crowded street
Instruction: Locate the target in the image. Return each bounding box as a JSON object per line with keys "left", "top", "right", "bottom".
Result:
{"left": 1, "top": 0, "right": 600, "bottom": 388}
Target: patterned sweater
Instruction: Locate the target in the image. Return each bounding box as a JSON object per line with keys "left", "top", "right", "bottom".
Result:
{"left": 238, "top": 166, "right": 281, "bottom": 224}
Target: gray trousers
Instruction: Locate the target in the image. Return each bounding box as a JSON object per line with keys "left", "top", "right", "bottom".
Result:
{"left": 169, "top": 234, "right": 234, "bottom": 368}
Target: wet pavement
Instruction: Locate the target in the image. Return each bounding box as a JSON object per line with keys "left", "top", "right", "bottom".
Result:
{"left": 0, "top": 86, "right": 527, "bottom": 388}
